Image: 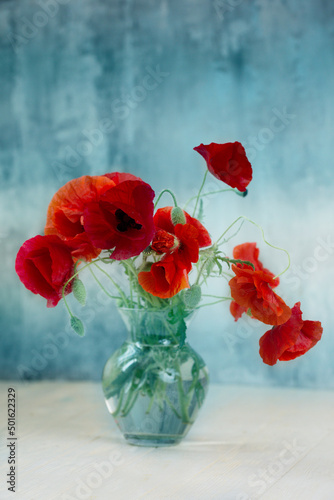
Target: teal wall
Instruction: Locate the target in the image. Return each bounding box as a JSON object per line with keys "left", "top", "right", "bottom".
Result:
{"left": 1, "top": 0, "right": 333, "bottom": 387}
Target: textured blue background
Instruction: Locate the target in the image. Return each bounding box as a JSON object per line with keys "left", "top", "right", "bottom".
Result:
{"left": 1, "top": 0, "right": 333, "bottom": 387}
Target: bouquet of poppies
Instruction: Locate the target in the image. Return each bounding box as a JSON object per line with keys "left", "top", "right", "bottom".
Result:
{"left": 15, "top": 141, "right": 323, "bottom": 366}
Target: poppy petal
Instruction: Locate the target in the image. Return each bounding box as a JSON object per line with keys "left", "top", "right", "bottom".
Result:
{"left": 194, "top": 141, "right": 252, "bottom": 192}
{"left": 259, "top": 302, "right": 323, "bottom": 365}
{"left": 84, "top": 180, "right": 155, "bottom": 260}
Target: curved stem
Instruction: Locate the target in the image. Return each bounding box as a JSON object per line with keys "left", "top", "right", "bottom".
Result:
{"left": 215, "top": 216, "right": 291, "bottom": 279}
{"left": 154, "top": 189, "right": 178, "bottom": 209}
{"left": 93, "top": 262, "right": 129, "bottom": 305}
{"left": 195, "top": 252, "right": 214, "bottom": 285}
{"left": 184, "top": 187, "right": 245, "bottom": 210}
{"left": 61, "top": 260, "right": 98, "bottom": 317}
{"left": 202, "top": 294, "right": 232, "bottom": 299}
{"left": 88, "top": 268, "right": 120, "bottom": 301}
{"left": 196, "top": 298, "right": 232, "bottom": 309}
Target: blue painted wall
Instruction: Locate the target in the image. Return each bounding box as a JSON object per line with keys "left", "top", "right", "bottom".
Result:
{"left": 1, "top": 0, "right": 333, "bottom": 387}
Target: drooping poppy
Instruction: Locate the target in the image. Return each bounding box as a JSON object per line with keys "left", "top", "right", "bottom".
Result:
{"left": 194, "top": 141, "right": 252, "bottom": 192}
{"left": 15, "top": 235, "right": 74, "bottom": 307}
{"left": 259, "top": 302, "right": 323, "bottom": 365}
{"left": 138, "top": 254, "right": 190, "bottom": 299}
{"left": 230, "top": 242, "right": 279, "bottom": 321}
{"left": 83, "top": 179, "right": 155, "bottom": 260}
{"left": 233, "top": 242, "right": 279, "bottom": 285}
{"left": 229, "top": 265, "right": 291, "bottom": 326}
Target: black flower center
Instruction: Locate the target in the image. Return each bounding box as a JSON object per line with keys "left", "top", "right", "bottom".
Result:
{"left": 115, "top": 209, "right": 142, "bottom": 233}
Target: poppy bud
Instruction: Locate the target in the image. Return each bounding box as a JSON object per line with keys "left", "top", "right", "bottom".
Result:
{"left": 171, "top": 207, "right": 186, "bottom": 226}
{"left": 182, "top": 284, "right": 202, "bottom": 308}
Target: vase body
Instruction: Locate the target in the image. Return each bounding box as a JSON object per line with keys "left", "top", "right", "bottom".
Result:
{"left": 102, "top": 307, "right": 209, "bottom": 446}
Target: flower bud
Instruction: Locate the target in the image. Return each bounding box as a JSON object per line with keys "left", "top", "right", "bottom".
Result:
{"left": 171, "top": 207, "right": 186, "bottom": 226}
{"left": 182, "top": 284, "right": 202, "bottom": 308}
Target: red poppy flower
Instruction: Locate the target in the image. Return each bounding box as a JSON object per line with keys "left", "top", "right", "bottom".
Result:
{"left": 138, "top": 254, "right": 190, "bottom": 299}
{"left": 45, "top": 173, "right": 155, "bottom": 261}
{"left": 45, "top": 175, "right": 116, "bottom": 261}
{"left": 83, "top": 178, "right": 155, "bottom": 260}
{"left": 229, "top": 300, "right": 248, "bottom": 322}
{"left": 259, "top": 302, "right": 323, "bottom": 365}
{"left": 15, "top": 235, "right": 74, "bottom": 307}
{"left": 229, "top": 265, "right": 291, "bottom": 325}
{"left": 104, "top": 172, "right": 142, "bottom": 183}
{"left": 153, "top": 207, "right": 211, "bottom": 271}
{"left": 154, "top": 207, "right": 211, "bottom": 249}
{"left": 230, "top": 243, "right": 279, "bottom": 321}
{"left": 194, "top": 141, "right": 252, "bottom": 192}
{"left": 151, "top": 224, "right": 200, "bottom": 273}
{"left": 139, "top": 207, "right": 211, "bottom": 299}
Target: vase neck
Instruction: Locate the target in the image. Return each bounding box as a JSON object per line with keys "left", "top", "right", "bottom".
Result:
{"left": 117, "top": 306, "right": 194, "bottom": 346}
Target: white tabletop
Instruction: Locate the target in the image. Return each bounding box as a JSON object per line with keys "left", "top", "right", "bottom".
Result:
{"left": 0, "top": 382, "right": 333, "bottom": 500}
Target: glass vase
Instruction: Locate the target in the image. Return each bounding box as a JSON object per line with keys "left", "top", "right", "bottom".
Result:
{"left": 102, "top": 306, "right": 209, "bottom": 447}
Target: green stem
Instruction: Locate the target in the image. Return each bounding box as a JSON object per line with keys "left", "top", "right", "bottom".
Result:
{"left": 184, "top": 187, "right": 245, "bottom": 210}
{"left": 88, "top": 268, "right": 120, "bottom": 301}
{"left": 215, "top": 216, "right": 291, "bottom": 279}
{"left": 112, "top": 386, "right": 125, "bottom": 417}
{"left": 154, "top": 189, "right": 178, "bottom": 209}
{"left": 146, "top": 391, "right": 156, "bottom": 414}
{"left": 164, "top": 392, "right": 182, "bottom": 420}
{"left": 202, "top": 293, "right": 232, "bottom": 299}
{"left": 196, "top": 298, "right": 232, "bottom": 309}
{"left": 176, "top": 365, "right": 190, "bottom": 423}
{"left": 61, "top": 260, "right": 99, "bottom": 317}
{"left": 121, "top": 387, "right": 140, "bottom": 417}
{"left": 192, "top": 170, "right": 208, "bottom": 217}
{"left": 195, "top": 253, "right": 213, "bottom": 285}
{"left": 93, "top": 262, "right": 129, "bottom": 305}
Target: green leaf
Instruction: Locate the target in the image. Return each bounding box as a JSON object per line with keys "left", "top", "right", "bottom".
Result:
{"left": 70, "top": 316, "right": 85, "bottom": 336}
{"left": 72, "top": 278, "right": 86, "bottom": 306}
{"left": 215, "top": 258, "right": 223, "bottom": 274}
{"left": 205, "top": 258, "right": 215, "bottom": 276}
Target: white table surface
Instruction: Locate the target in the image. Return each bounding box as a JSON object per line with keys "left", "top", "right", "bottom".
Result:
{"left": 0, "top": 382, "right": 333, "bottom": 500}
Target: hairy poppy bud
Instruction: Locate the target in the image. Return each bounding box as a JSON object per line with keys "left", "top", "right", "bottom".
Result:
{"left": 182, "top": 284, "right": 202, "bottom": 308}
{"left": 171, "top": 207, "right": 186, "bottom": 226}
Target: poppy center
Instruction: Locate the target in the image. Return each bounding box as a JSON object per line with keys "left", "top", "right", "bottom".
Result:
{"left": 115, "top": 209, "right": 142, "bottom": 233}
